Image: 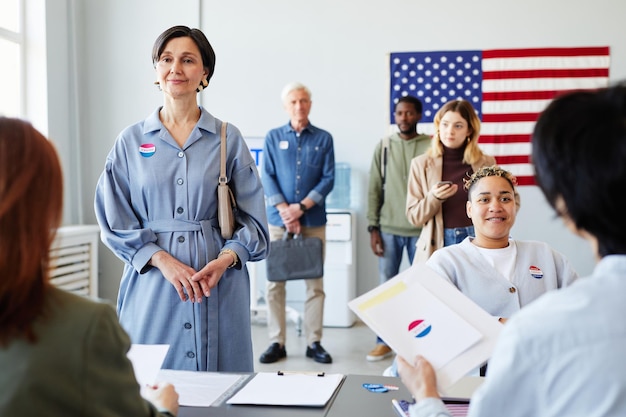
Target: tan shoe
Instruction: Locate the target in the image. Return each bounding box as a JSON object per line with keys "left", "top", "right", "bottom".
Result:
{"left": 366, "top": 344, "right": 393, "bottom": 362}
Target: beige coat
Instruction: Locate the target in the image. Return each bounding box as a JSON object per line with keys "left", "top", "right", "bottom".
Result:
{"left": 406, "top": 153, "right": 496, "bottom": 263}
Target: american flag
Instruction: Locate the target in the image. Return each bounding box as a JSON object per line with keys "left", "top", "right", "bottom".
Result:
{"left": 390, "top": 47, "right": 610, "bottom": 185}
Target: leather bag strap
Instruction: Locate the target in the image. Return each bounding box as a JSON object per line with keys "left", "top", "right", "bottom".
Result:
{"left": 219, "top": 122, "right": 228, "bottom": 184}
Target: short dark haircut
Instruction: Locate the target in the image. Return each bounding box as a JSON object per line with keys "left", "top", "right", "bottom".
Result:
{"left": 151, "top": 25, "right": 216, "bottom": 84}
{"left": 395, "top": 96, "right": 423, "bottom": 113}
{"left": 532, "top": 83, "right": 626, "bottom": 256}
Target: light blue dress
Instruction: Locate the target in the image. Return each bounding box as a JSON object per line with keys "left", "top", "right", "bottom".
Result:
{"left": 94, "top": 107, "right": 269, "bottom": 372}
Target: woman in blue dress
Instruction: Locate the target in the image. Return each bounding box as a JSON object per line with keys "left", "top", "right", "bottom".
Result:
{"left": 95, "top": 25, "right": 269, "bottom": 372}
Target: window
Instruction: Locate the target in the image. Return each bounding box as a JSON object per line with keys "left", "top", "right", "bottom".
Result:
{"left": 0, "top": 0, "right": 23, "bottom": 117}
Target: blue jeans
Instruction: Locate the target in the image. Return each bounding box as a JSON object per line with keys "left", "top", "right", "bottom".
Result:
{"left": 443, "top": 226, "right": 475, "bottom": 247}
{"left": 376, "top": 231, "right": 419, "bottom": 344}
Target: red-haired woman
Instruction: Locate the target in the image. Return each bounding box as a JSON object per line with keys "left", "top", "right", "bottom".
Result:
{"left": 0, "top": 117, "right": 178, "bottom": 416}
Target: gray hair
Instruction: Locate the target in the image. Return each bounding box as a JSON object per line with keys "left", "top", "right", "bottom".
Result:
{"left": 281, "top": 82, "right": 312, "bottom": 102}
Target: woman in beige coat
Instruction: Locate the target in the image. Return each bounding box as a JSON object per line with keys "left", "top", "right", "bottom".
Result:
{"left": 406, "top": 99, "right": 495, "bottom": 263}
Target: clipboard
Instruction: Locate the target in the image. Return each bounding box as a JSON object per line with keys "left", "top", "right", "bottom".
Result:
{"left": 348, "top": 263, "right": 502, "bottom": 391}
{"left": 226, "top": 372, "right": 345, "bottom": 407}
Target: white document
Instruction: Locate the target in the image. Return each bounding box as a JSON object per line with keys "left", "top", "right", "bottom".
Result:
{"left": 226, "top": 372, "right": 344, "bottom": 407}
{"left": 348, "top": 263, "right": 502, "bottom": 390}
{"left": 157, "top": 370, "right": 249, "bottom": 407}
{"left": 365, "top": 284, "right": 482, "bottom": 369}
{"left": 127, "top": 344, "right": 169, "bottom": 387}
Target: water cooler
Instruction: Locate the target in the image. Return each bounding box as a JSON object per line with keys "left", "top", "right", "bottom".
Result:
{"left": 323, "top": 209, "right": 356, "bottom": 327}
{"left": 323, "top": 162, "right": 356, "bottom": 327}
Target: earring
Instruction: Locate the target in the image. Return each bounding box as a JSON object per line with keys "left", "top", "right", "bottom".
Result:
{"left": 466, "top": 136, "right": 470, "bottom": 143}
{"left": 196, "top": 78, "right": 209, "bottom": 92}
{"left": 154, "top": 81, "right": 161, "bottom": 91}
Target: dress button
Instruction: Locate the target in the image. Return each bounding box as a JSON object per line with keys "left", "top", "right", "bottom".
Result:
{"left": 178, "top": 151, "right": 184, "bottom": 158}
{"left": 509, "top": 287, "right": 516, "bottom": 293}
{"left": 177, "top": 207, "right": 184, "bottom": 214}
{"left": 184, "top": 322, "right": 192, "bottom": 329}
{"left": 177, "top": 178, "right": 184, "bottom": 185}
{"left": 178, "top": 236, "right": 185, "bottom": 243}
{"left": 186, "top": 351, "right": 195, "bottom": 358}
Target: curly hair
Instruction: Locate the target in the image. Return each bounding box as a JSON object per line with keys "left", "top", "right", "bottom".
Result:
{"left": 464, "top": 165, "right": 521, "bottom": 209}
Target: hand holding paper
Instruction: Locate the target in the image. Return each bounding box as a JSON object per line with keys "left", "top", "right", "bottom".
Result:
{"left": 348, "top": 263, "right": 502, "bottom": 391}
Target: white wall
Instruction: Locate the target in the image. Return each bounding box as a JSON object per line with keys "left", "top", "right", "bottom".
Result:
{"left": 50, "top": 0, "right": 624, "bottom": 301}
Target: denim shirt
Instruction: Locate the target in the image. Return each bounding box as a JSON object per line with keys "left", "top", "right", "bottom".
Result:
{"left": 262, "top": 121, "right": 335, "bottom": 227}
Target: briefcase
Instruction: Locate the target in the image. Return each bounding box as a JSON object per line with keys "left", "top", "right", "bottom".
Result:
{"left": 266, "top": 233, "right": 324, "bottom": 281}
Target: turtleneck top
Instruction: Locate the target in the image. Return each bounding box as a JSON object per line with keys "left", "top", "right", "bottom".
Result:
{"left": 441, "top": 144, "right": 474, "bottom": 228}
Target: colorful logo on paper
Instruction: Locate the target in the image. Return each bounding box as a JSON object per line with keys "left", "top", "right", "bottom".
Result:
{"left": 408, "top": 319, "right": 432, "bottom": 338}
{"left": 529, "top": 265, "right": 544, "bottom": 279}
{"left": 139, "top": 143, "right": 156, "bottom": 158}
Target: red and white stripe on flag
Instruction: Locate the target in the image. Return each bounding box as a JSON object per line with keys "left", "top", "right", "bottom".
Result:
{"left": 389, "top": 47, "right": 610, "bottom": 186}
{"left": 479, "top": 47, "right": 610, "bottom": 185}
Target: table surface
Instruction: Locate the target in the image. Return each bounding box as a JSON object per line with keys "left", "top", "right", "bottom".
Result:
{"left": 178, "top": 373, "right": 412, "bottom": 417}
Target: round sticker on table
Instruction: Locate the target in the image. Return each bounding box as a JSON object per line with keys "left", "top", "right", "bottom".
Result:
{"left": 363, "top": 383, "right": 388, "bottom": 393}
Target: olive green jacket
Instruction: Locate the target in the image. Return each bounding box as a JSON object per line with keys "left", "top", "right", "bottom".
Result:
{"left": 367, "top": 133, "right": 431, "bottom": 236}
{"left": 0, "top": 287, "right": 169, "bottom": 416}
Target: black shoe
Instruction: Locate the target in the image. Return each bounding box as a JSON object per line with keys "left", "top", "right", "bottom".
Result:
{"left": 306, "top": 341, "right": 332, "bottom": 364}
{"left": 259, "top": 343, "right": 287, "bottom": 364}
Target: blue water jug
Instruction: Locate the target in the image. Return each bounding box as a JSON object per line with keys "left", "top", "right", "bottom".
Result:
{"left": 326, "top": 162, "right": 351, "bottom": 209}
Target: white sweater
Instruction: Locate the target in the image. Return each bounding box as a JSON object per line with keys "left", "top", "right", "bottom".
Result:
{"left": 425, "top": 237, "right": 578, "bottom": 318}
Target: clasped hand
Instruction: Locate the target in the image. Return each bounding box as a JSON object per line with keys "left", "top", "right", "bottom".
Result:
{"left": 150, "top": 250, "right": 230, "bottom": 302}
{"left": 279, "top": 203, "right": 303, "bottom": 234}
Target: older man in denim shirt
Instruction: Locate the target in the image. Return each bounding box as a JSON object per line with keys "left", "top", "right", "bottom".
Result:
{"left": 260, "top": 82, "right": 335, "bottom": 364}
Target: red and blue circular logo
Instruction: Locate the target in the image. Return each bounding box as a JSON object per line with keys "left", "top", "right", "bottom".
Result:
{"left": 529, "top": 265, "right": 544, "bottom": 279}
{"left": 139, "top": 143, "right": 156, "bottom": 158}
{"left": 408, "top": 319, "right": 432, "bottom": 338}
